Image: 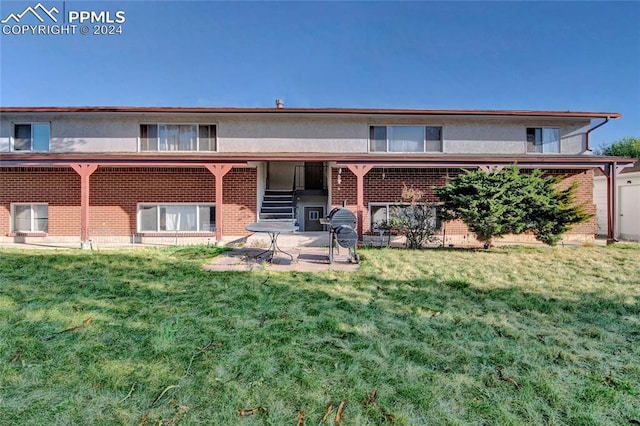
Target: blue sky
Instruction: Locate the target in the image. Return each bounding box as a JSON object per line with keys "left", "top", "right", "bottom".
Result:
{"left": 1, "top": 1, "right": 638, "bottom": 149}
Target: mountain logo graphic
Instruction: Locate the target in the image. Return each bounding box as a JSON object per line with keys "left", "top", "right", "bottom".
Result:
{"left": 1, "top": 3, "right": 59, "bottom": 24}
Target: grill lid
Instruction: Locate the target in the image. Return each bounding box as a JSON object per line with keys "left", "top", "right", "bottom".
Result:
{"left": 326, "top": 208, "right": 356, "bottom": 229}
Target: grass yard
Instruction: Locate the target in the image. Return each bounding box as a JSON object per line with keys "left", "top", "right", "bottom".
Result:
{"left": 0, "top": 244, "right": 639, "bottom": 425}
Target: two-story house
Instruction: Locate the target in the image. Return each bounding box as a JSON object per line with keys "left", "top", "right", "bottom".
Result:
{"left": 0, "top": 105, "right": 634, "bottom": 248}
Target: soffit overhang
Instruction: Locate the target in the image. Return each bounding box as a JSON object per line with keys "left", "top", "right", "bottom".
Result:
{"left": 0, "top": 152, "right": 635, "bottom": 170}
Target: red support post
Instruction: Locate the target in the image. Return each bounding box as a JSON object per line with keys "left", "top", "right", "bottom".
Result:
{"left": 70, "top": 164, "right": 99, "bottom": 247}
{"left": 606, "top": 162, "right": 617, "bottom": 243}
{"left": 204, "top": 164, "right": 235, "bottom": 242}
{"left": 345, "top": 164, "right": 373, "bottom": 240}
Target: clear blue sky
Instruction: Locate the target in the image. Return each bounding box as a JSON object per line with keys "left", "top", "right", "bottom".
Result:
{"left": 1, "top": 1, "right": 638, "bottom": 149}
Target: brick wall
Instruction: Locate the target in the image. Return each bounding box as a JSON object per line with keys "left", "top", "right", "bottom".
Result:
{"left": 221, "top": 168, "right": 258, "bottom": 235}
{"left": 90, "top": 167, "right": 256, "bottom": 237}
{"left": 0, "top": 167, "right": 80, "bottom": 236}
{"left": 544, "top": 168, "right": 596, "bottom": 236}
{"left": 331, "top": 167, "right": 596, "bottom": 243}
{"left": 1, "top": 166, "right": 257, "bottom": 239}
{"left": 331, "top": 167, "right": 461, "bottom": 235}
{"left": 0, "top": 165, "right": 594, "bottom": 243}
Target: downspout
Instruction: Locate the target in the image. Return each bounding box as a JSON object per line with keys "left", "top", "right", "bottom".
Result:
{"left": 585, "top": 116, "right": 609, "bottom": 152}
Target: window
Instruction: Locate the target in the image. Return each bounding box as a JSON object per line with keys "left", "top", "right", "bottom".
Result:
{"left": 140, "top": 124, "right": 217, "bottom": 152}
{"left": 13, "top": 123, "right": 50, "bottom": 151}
{"left": 198, "top": 125, "right": 217, "bottom": 151}
{"left": 370, "top": 203, "right": 441, "bottom": 230}
{"left": 527, "top": 127, "right": 560, "bottom": 153}
{"left": 12, "top": 204, "right": 48, "bottom": 232}
{"left": 369, "top": 126, "right": 442, "bottom": 152}
{"left": 138, "top": 204, "right": 215, "bottom": 232}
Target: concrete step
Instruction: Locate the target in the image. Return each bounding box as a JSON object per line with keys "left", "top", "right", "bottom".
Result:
{"left": 259, "top": 213, "right": 295, "bottom": 220}
{"left": 260, "top": 207, "right": 294, "bottom": 214}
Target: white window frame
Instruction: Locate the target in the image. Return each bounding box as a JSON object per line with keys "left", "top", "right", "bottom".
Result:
{"left": 138, "top": 123, "right": 217, "bottom": 152}
{"left": 526, "top": 127, "right": 561, "bottom": 154}
{"left": 136, "top": 203, "right": 216, "bottom": 233}
{"left": 11, "top": 203, "right": 48, "bottom": 233}
{"left": 369, "top": 125, "right": 443, "bottom": 153}
{"left": 12, "top": 122, "right": 51, "bottom": 152}
{"left": 369, "top": 202, "right": 442, "bottom": 231}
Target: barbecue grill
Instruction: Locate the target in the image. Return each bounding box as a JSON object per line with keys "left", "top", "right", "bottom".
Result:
{"left": 320, "top": 208, "right": 359, "bottom": 263}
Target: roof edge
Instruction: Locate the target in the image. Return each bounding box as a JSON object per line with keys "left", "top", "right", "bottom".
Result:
{"left": 0, "top": 106, "right": 622, "bottom": 119}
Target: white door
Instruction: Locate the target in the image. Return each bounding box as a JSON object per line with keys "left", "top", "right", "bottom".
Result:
{"left": 619, "top": 185, "right": 640, "bottom": 241}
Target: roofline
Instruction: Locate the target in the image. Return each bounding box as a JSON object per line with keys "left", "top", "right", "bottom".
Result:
{"left": 0, "top": 106, "right": 622, "bottom": 119}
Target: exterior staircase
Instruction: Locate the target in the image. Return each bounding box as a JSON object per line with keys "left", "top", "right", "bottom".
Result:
{"left": 259, "top": 190, "right": 295, "bottom": 221}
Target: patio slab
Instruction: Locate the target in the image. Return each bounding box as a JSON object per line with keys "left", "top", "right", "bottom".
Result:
{"left": 203, "top": 246, "right": 360, "bottom": 272}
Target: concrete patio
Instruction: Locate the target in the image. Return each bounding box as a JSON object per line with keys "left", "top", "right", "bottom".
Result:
{"left": 203, "top": 245, "right": 360, "bottom": 272}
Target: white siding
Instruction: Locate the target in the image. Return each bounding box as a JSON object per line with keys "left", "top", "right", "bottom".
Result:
{"left": 594, "top": 171, "right": 640, "bottom": 240}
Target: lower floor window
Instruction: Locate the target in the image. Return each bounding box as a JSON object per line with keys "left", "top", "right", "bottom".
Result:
{"left": 138, "top": 204, "right": 215, "bottom": 232}
{"left": 370, "top": 203, "right": 440, "bottom": 231}
{"left": 12, "top": 204, "right": 48, "bottom": 232}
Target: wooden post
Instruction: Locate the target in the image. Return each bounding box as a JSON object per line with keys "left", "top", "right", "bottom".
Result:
{"left": 606, "top": 162, "right": 618, "bottom": 243}
{"left": 204, "top": 164, "right": 235, "bottom": 242}
{"left": 70, "top": 164, "right": 99, "bottom": 248}
{"left": 345, "top": 164, "right": 373, "bottom": 240}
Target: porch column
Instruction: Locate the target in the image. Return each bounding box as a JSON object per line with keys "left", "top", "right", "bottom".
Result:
{"left": 345, "top": 164, "right": 373, "bottom": 240}
{"left": 204, "top": 164, "right": 234, "bottom": 242}
{"left": 70, "top": 164, "right": 99, "bottom": 248}
{"left": 605, "top": 162, "right": 618, "bottom": 243}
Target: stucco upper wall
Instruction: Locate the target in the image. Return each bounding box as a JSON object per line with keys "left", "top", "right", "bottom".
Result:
{"left": 0, "top": 113, "right": 591, "bottom": 155}
{"left": 0, "top": 114, "right": 137, "bottom": 152}
{"left": 220, "top": 117, "right": 366, "bottom": 153}
{"left": 431, "top": 118, "right": 589, "bottom": 155}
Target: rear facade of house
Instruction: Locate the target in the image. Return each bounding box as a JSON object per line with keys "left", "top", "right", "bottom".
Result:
{"left": 0, "top": 106, "right": 631, "bottom": 247}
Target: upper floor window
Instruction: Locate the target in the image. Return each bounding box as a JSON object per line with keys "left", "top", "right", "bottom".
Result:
{"left": 370, "top": 126, "right": 442, "bottom": 153}
{"left": 140, "top": 124, "right": 216, "bottom": 152}
{"left": 13, "top": 123, "right": 50, "bottom": 151}
{"left": 527, "top": 127, "right": 559, "bottom": 153}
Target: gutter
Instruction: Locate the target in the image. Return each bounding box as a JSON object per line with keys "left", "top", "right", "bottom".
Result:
{"left": 585, "top": 116, "right": 610, "bottom": 152}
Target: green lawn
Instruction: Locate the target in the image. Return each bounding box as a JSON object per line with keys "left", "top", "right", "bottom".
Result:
{"left": 0, "top": 244, "right": 639, "bottom": 425}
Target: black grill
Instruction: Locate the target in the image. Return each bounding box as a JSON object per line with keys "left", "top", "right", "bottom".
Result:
{"left": 320, "top": 208, "right": 359, "bottom": 263}
{"left": 325, "top": 207, "right": 356, "bottom": 230}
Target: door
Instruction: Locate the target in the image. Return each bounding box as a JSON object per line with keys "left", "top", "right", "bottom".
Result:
{"left": 304, "top": 162, "right": 324, "bottom": 190}
{"left": 304, "top": 206, "right": 324, "bottom": 231}
{"left": 619, "top": 185, "right": 640, "bottom": 240}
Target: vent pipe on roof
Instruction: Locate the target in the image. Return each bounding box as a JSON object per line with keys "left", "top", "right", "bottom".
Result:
{"left": 275, "top": 99, "right": 284, "bottom": 109}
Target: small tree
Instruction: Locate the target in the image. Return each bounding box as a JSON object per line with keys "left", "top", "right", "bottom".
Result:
{"left": 435, "top": 167, "right": 528, "bottom": 248}
{"left": 435, "top": 166, "right": 592, "bottom": 247}
{"left": 595, "top": 137, "right": 640, "bottom": 158}
{"left": 381, "top": 185, "right": 439, "bottom": 249}
{"left": 522, "top": 174, "right": 593, "bottom": 246}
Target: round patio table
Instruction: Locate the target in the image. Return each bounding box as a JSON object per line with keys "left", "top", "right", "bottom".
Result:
{"left": 245, "top": 222, "right": 299, "bottom": 262}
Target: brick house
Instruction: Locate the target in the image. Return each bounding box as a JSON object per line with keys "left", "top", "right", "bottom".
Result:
{"left": 0, "top": 105, "right": 635, "bottom": 247}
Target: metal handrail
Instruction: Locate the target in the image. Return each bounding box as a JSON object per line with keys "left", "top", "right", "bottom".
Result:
{"left": 293, "top": 164, "right": 328, "bottom": 191}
